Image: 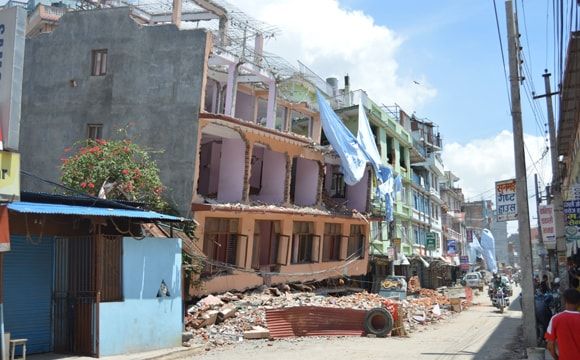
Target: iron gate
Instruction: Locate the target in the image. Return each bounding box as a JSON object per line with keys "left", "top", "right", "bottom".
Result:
{"left": 53, "top": 236, "right": 100, "bottom": 356}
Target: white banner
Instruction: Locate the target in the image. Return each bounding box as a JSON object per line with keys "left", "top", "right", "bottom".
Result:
{"left": 0, "top": 6, "right": 26, "bottom": 151}
{"left": 495, "top": 179, "right": 517, "bottom": 221}
{"left": 539, "top": 204, "right": 556, "bottom": 248}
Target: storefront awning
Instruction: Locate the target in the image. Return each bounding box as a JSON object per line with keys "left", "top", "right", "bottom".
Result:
{"left": 7, "top": 201, "right": 185, "bottom": 222}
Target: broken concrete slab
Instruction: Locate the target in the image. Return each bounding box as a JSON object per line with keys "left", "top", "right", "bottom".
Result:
{"left": 217, "top": 304, "right": 237, "bottom": 323}
{"left": 243, "top": 326, "right": 270, "bottom": 340}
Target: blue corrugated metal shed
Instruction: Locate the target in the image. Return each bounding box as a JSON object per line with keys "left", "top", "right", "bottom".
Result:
{"left": 7, "top": 202, "right": 185, "bottom": 222}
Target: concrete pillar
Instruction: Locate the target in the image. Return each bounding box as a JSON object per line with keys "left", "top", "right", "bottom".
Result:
{"left": 278, "top": 218, "right": 293, "bottom": 266}
{"left": 284, "top": 155, "right": 294, "bottom": 205}
{"left": 242, "top": 141, "right": 253, "bottom": 202}
{"left": 238, "top": 216, "right": 254, "bottom": 269}
{"left": 265, "top": 80, "right": 276, "bottom": 129}
{"left": 224, "top": 63, "right": 238, "bottom": 117}
{"left": 316, "top": 161, "right": 324, "bottom": 206}
{"left": 172, "top": 0, "right": 182, "bottom": 27}
{"left": 218, "top": 16, "right": 229, "bottom": 46}
{"left": 254, "top": 33, "right": 264, "bottom": 66}
{"left": 404, "top": 146, "right": 411, "bottom": 175}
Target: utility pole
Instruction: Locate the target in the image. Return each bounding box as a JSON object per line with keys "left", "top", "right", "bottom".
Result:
{"left": 540, "top": 71, "right": 568, "bottom": 290}
{"left": 505, "top": 0, "right": 536, "bottom": 347}
{"left": 535, "top": 174, "right": 545, "bottom": 269}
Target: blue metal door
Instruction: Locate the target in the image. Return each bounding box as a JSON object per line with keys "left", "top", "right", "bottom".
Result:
{"left": 3, "top": 235, "right": 54, "bottom": 354}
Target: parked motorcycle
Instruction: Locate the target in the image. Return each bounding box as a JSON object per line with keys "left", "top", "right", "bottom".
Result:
{"left": 492, "top": 288, "right": 510, "bottom": 313}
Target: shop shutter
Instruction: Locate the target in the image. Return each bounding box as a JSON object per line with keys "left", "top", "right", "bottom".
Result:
{"left": 3, "top": 235, "right": 54, "bottom": 354}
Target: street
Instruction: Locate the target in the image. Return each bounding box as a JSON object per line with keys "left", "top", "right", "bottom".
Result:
{"left": 191, "top": 290, "right": 524, "bottom": 360}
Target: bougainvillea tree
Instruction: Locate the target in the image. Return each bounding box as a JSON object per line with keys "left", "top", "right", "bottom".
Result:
{"left": 61, "top": 139, "right": 166, "bottom": 210}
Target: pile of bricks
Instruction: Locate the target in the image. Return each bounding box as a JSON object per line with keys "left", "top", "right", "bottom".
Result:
{"left": 183, "top": 286, "right": 454, "bottom": 351}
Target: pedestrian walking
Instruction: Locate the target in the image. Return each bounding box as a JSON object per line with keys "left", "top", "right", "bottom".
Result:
{"left": 545, "top": 288, "right": 580, "bottom": 360}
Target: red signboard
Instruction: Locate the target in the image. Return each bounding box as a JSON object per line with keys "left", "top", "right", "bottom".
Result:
{"left": 459, "top": 255, "right": 469, "bottom": 271}
{"left": 0, "top": 205, "right": 10, "bottom": 251}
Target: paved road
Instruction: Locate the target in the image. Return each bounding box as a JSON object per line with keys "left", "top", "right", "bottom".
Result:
{"left": 191, "top": 290, "right": 525, "bottom": 360}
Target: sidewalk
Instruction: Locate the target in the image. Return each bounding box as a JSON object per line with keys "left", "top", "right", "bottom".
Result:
{"left": 28, "top": 345, "right": 204, "bottom": 360}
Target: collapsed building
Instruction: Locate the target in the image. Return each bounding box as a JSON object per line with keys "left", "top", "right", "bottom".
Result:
{"left": 17, "top": 0, "right": 374, "bottom": 296}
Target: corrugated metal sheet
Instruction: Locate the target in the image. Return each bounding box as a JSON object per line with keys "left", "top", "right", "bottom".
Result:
{"left": 4, "top": 235, "right": 54, "bottom": 354}
{"left": 265, "top": 306, "right": 366, "bottom": 338}
{"left": 7, "top": 201, "right": 184, "bottom": 222}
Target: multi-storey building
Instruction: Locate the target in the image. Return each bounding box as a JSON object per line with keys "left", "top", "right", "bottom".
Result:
{"left": 439, "top": 171, "right": 466, "bottom": 259}
{"left": 333, "top": 88, "right": 412, "bottom": 278}
{"left": 463, "top": 200, "right": 493, "bottom": 242}
{"left": 18, "top": 5, "right": 372, "bottom": 295}
{"left": 401, "top": 114, "right": 444, "bottom": 257}
{"left": 558, "top": 31, "right": 580, "bottom": 259}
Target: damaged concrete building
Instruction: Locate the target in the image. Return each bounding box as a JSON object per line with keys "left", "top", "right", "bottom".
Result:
{"left": 17, "top": 1, "right": 371, "bottom": 296}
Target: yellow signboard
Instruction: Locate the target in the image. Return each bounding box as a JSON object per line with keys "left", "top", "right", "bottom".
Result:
{"left": 0, "top": 151, "right": 20, "bottom": 201}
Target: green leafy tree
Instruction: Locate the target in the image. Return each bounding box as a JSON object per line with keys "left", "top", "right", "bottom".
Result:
{"left": 61, "top": 139, "right": 166, "bottom": 210}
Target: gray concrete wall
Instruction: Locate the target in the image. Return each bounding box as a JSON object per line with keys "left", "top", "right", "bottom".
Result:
{"left": 20, "top": 8, "right": 208, "bottom": 216}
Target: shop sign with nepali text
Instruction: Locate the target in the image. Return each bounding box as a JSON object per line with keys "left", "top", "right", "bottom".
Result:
{"left": 495, "top": 179, "right": 517, "bottom": 221}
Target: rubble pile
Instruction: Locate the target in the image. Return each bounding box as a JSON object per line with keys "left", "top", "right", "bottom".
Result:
{"left": 184, "top": 285, "right": 458, "bottom": 349}
{"left": 417, "top": 288, "right": 450, "bottom": 305}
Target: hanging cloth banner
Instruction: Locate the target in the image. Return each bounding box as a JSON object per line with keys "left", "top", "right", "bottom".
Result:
{"left": 357, "top": 102, "right": 394, "bottom": 195}
{"left": 316, "top": 91, "right": 367, "bottom": 185}
{"left": 480, "top": 229, "right": 498, "bottom": 274}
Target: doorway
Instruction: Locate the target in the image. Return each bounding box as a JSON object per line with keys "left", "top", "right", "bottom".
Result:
{"left": 53, "top": 236, "right": 99, "bottom": 356}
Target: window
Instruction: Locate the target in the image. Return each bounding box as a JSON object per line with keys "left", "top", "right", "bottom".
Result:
{"left": 256, "top": 98, "right": 268, "bottom": 126}
{"left": 290, "top": 110, "right": 312, "bottom": 137}
{"left": 276, "top": 106, "right": 288, "bottom": 131}
{"left": 323, "top": 223, "right": 342, "bottom": 262}
{"left": 91, "top": 49, "right": 108, "bottom": 76}
{"left": 292, "top": 221, "right": 315, "bottom": 264}
{"left": 203, "top": 218, "right": 240, "bottom": 266}
{"left": 348, "top": 224, "right": 365, "bottom": 259}
{"left": 87, "top": 123, "right": 103, "bottom": 140}
{"left": 331, "top": 172, "right": 346, "bottom": 198}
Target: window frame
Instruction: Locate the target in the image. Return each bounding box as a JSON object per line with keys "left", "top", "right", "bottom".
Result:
{"left": 91, "top": 49, "right": 108, "bottom": 76}
{"left": 289, "top": 110, "right": 312, "bottom": 137}
{"left": 87, "top": 123, "right": 103, "bottom": 140}
{"left": 292, "top": 221, "right": 315, "bottom": 264}
{"left": 322, "top": 223, "right": 342, "bottom": 262}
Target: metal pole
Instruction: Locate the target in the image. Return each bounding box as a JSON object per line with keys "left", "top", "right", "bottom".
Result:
{"left": 542, "top": 71, "right": 569, "bottom": 290}
{"left": 535, "top": 174, "right": 545, "bottom": 269}
{"left": 505, "top": 0, "right": 537, "bottom": 347}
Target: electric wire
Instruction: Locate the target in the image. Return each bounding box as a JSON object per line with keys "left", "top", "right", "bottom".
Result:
{"left": 493, "top": 0, "right": 512, "bottom": 108}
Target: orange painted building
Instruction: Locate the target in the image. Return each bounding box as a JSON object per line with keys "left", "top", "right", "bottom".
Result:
{"left": 190, "top": 78, "right": 372, "bottom": 295}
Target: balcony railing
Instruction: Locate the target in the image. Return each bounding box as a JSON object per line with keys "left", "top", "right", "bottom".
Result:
{"left": 445, "top": 227, "right": 464, "bottom": 242}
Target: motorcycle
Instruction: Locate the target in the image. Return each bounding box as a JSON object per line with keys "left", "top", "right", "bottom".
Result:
{"left": 492, "top": 288, "right": 510, "bottom": 313}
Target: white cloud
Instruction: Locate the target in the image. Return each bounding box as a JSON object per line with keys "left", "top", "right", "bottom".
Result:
{"left": 442, "top": 130, "right": 551, "bottom": 234}
{"left": 225, "top": 0, "right": 436, "bottom": 111}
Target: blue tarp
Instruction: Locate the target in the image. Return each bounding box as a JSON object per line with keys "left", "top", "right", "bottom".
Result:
{"left": 317, "top": 92, "right": 400, "bottom": 221}
{"left": 480, "top": 229, "right": 498, "bottom": 274}
{"left": 317, "top": 91, "right": 368, "bottom": 185}
{"left": 7, "top": 201, "right": 185, "bottom": 222}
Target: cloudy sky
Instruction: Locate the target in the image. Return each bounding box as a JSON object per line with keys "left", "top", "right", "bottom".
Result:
{"left": 227, "top": 0, "right": 555, "bottom": 231}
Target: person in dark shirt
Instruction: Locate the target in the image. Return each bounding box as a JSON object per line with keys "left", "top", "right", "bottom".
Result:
{"left": 540, "top": 274, "right": 551, "bottom": 294}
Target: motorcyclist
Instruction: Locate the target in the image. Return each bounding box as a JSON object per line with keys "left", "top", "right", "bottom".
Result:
{"left": 492, "top": 273, "right": 505, "bottom": 291}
